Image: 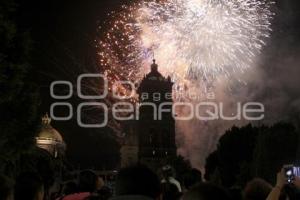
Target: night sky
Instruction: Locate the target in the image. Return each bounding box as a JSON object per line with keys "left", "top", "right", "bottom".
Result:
{"left": 15, "top": 0, "right": 134, "bottom": 169}
{"left": 14, "top": 0, "right": 300, "bottom": 169}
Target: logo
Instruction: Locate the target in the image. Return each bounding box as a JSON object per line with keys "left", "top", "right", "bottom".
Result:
{"left": 50, "top": 74, "right": 265, "bottom": 128}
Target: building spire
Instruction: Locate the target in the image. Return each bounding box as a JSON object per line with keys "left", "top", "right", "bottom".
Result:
{"left": 151, "top": 54, "right": 158, "bottom": 72}
{"left": 42, "top": 113, "right": 51, "bottom": 126}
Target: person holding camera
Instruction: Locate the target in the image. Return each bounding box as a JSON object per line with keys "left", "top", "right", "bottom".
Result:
{"left": 267, "top": 167, "right": 300, "bottom": 200}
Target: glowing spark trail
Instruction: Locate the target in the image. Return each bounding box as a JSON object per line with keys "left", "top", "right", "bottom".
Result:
{"left": 97, "top": 0, "right": 274, "bottom": 87}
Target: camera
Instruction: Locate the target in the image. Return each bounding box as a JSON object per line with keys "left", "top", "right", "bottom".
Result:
{"left": 283, "top": 165, "right": 300, "bottom": 183}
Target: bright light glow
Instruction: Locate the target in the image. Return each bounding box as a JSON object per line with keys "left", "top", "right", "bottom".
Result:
{"left": 97, "top": 0, "right": 274, "bottom": 87}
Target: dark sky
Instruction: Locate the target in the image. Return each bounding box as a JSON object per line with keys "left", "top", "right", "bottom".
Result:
{"left": 14, "top": 0, "right": 300, "bottom": 169}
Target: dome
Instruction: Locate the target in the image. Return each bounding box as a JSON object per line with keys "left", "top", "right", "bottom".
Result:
{"left": 38, "top": 126, "right": 64, "bottom": 143}
{"left": 37, "top": 114, "right": 64, "bottom": 143}
{"left": 36, "top": 114, "right": 66, "bottom": 157}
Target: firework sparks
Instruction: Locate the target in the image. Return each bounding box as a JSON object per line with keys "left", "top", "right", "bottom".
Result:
{"left": 97, "top": 0, "right": 274, "bottom": 87}
{"left": 94, "top": 0, "right": 274, "bottom": 135}
{"left": 94, "top": 0, "right": 274, "bottom": 166}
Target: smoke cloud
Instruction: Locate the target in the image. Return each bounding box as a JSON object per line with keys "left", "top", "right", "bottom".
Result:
{"left": 176, "top": 0, "right": 300, "bottom": 170}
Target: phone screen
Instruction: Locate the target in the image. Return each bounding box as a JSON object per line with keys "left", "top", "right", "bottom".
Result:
{"left": 285, "top": 166, "right": 300, "bottom": 183}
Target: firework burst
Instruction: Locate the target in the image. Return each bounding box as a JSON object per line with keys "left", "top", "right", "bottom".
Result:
{"left": 97, "top": 0, "right": 274, "bottom": 87}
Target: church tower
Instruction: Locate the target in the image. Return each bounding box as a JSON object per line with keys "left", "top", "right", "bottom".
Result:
{"left": 137, "top": 59, "right": 176, "bottom": 168}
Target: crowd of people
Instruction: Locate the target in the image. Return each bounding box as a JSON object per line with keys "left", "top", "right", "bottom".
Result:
{"left": 1, "top": 164, "right": 300, "bottom": 200}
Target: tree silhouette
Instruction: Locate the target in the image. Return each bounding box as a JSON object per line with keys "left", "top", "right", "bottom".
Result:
{"left": 205, "top": 122, "right": 299, "bottom": 187}
{"left": 253, "top": 122, "right": 298, "bottom": 184}
{"left": 0, "top": 0, "right": 39, "bottom": 175}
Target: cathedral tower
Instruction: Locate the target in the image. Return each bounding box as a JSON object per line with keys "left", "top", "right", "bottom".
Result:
{"left": 137, "top": 59, "right": 176, "bottom": 168}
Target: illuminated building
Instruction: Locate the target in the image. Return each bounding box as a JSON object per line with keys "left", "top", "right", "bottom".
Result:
{"left": 36, "top": 114, "right": 66, "bottom": 158}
